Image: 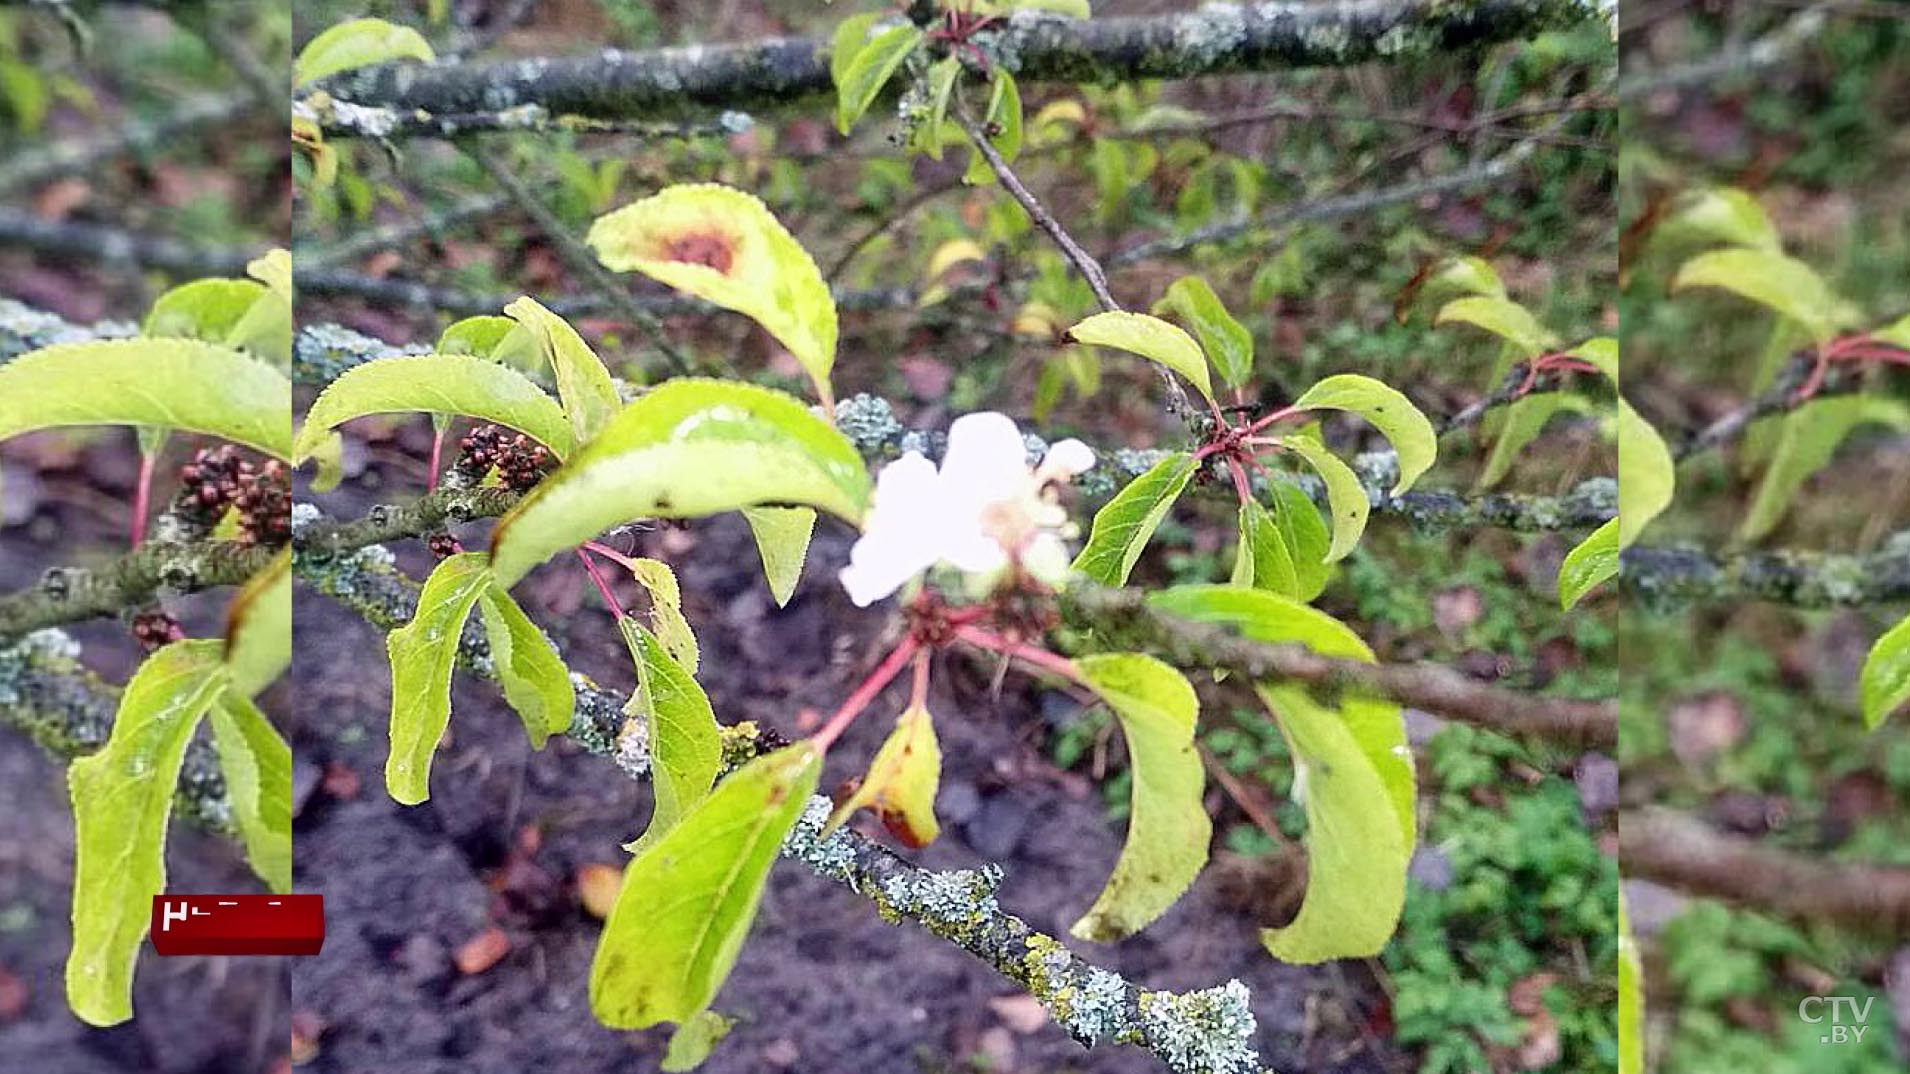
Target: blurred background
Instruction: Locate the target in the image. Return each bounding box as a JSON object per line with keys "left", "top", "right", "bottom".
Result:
{"left": 1619, "top": 4, "right": 1910, "bottom": 1072}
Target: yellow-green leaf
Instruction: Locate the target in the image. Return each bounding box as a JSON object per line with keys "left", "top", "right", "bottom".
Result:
{"left": 1255, "top": 683, "right": 1409, "bottom": 962}
{"left": 66, "top": 640, "right": 228, "bottom": 1026}
{"left": 1664, "top": 186, "right": 1780, "bottom": 252}
{"left": 504, "top": 297, "right": 623, "bottom": 445}
{"left": 293, "top": 353, "right": 573, "bottom": 463}
{"left": 1617, "top": 400, "right": 1674, "bottom": 548}
{"left": 1875, "top": 313, "right": 1910, "bottom": 351}
{"left": 229, "top": 249, "right": 293, "bottom": 367}
{"left": 477, "top": 585, "right": 575, "bottom": 748}
{"left": 1478, "top": 393, "right": 1591, "bottom": 489}
{"left": 1291, "top": 374, "right": 1437, "bottom": 494}
{"left": 663, "top": 1010, "right": 737, "bottom": 1072}
{"left": 623, "top": 557, "right": 698, "bottom": 674}
{"left": 590, "top": 743, "right": 821, "bottom": 1028}
{"left": 1152, "top": 276, "right": 1252, "bottom": 389}
{"left": 589, "top": 185, "right": 838, "bottom": 405}
{"left": 488, "top": 380, "right": 870, "bottom": 587}
{"left": 1672, "top": 247, "right": 1839, "bottom": 344}
{"left": 1860, "top": 613, "right": 1910, "bottom": 729}
{"left": 826, "top": 702, "right": 941, "bottom": 848}
{"left": 1739, "top": 396, "right": 1910, "bottom": 544}
{"left": 295, "top": 17, "right": 435, "bottom": 87}
{"left": 1232, "top": 499, "right": 1297, "bottom": 596}
{"left": 384, "top": 553, "right": 491, "bottom": 805}
{"left": 1069, "top": 653, "right": 1209, "bottom": 941}
{"left": 208, "top": 692, "right": 292, "bottom": 894}
{"left": 0, "top": 339, "right": 291, "bottom": 459}
{"left": 830, "top": 14, "right": 882, "bottom": 88}
{"left": 1434, "top": 295, "right": 1555, "bottom": 358}
{"left": 1066, "top": 311, "right": 1215, "bottom": 404}
{"left": 961, "top": 68, "right": 1024, "bottom": 185}
{"left": 742, "top": 505, "right": 814, "bottom": 608}
{"left": 1274, "top": 436, "right": 1368, "bottom": 562}
{"left": 1558, "top": 517, "right": 1619, "bottom": 610}
{"left": 1071, "top": 452, "right": 1198, "bottom": 586}
{"left": 620, "top": 620, "right": 722, "bottom": 853}
{"left": 1618, "top": 893, "right": 1645, "bottom": 1074}
{"left": 143, "top": 278, "right": 266, "bottom": 344}
{"left": 224, "top": 548, "right": 290, "bottom": 697}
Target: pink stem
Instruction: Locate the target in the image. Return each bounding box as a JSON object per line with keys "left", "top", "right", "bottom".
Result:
{"left": 575, "top": 548, "right": 628, "bottom": 620}
{"left": 1224, "top": 456, "right": 1254, "bottom": 505}
{"left": 813, "top": 637, "right": 921, "bottom": 751}
{"left": 955, "top": 625, "right": 1080, "bottom": 681}
{"left": 129, "top": 448, "right": 156, "bottom": 550}
{"left": 582, "top": 539, "right": 640, "bottom": 572}
{"left": 1245, "top": 405, "right": 1302, "bottom": 435}
{"left": 427, "top": 423, "right": 447, "bottom": 493}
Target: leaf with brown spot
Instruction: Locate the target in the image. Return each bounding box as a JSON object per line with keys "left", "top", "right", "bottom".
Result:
{"left": 825, "top": 703, "right": 941, "bottom": 848}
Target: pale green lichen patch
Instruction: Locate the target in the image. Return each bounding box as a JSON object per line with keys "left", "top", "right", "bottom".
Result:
{"left": 1020, "top": 934, "right": 1131, "bottom": 1046}
{"left": 780, "top": 794, "right": 861, "bottom": 885}
{"left": 872, "top": 862, "right": 1004, "bottom": 940}
{"left": 1136, "top": 980, "right": 1260, "bottom": 1074}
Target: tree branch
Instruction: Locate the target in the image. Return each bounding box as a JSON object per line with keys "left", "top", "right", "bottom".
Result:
{"left": 0, "top": 540, "right": 277, "bottom": 648}
{"left": 308, "top": 0, "right": 1604, "bottom": 137}
{"left": 0, "top": 206, "right": 256, "bottom": 278}
{"left": 1622, "top": 538, "right": 1910, "bottom": 608}
{"left": 1621, "top": 806, "right": 1910, "bottom": 936}
{"left": 296, "top": 193, "right": 513, "bottom": 270}
{"left": 0, "top": 93, "right": 254, "bottom": 195}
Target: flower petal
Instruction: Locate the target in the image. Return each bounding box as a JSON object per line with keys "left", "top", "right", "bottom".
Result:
{"left": 1040, "top": 438, "right": 1095, "bottom": 480}
{"left": 939, "top": 412, "right": 1029, "bottom": 503}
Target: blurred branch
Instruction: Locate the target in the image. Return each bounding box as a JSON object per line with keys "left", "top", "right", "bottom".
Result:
{"left": 293, "top": 532, "right": 1269, "bottom": 1074}
{"left": 1059, "top": 585, "right": 1617, "bottom": 749}
{"left": 296, "top": 193, "right": 512, "bottom": 270}
{"left": 0, "top": 539, "right": 276, "bottom": 648}
{"left": 308, "top": 0, "right": 1604, "bottom": 137}
{"left": 0, "top": 206, "right": 256, "bottom": 277}
{"left": 461, "top": 143, "right": 699, "bottom": 375}
{"left": 0, "top": 93, "right": 253, "bottom": 196}
{"left": 1621, "top": 807, "right": 1910, "bottom": 936}
{"left": 1622, "top": 539, "right": 1910, "bottom": 608}
{"left": 1618, "top": 9, "right": 1829, "bottom": 100}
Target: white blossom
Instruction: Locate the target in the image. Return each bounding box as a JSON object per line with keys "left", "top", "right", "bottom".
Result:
{"left": 840, "top": 412, "right": 1093, "bottom": 607}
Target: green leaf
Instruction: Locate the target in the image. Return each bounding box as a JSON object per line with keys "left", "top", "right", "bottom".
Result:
{"left": 505, "top": 297, "right": 623, "bottom": 445}
{"left": 437, "top": 315, "right": 522, "bottom": 359}
{"left": 911, "top": 56, "right": 962, "bottom": 160}
{"left": 229, "top": 250, "right": 293, "bottom": 368}
{"left": 663, "top": 1010, "right": 737, "bottom": 1072}
{"left": 224, "top": 548, "right": 290, "bottom": 697}
{"left": 1147, "top": 583, "right": 1372, "bottom": 659}
{"left": 208, "top": 693, "right": 292, "bottom": 893}
{"left": 1274, "top": 436, "right": 1368, "bottom": 563}
{"left": 962, "top": 68, "right": 1024, "bottom": 185}
{"left": 295, "top": 17, "right": 436, "bottom": 86}
{"left": 1434, "top": 295, "right": 1554, "bottom": 357}
{"left": 830, "top": 14, "right": 883, "bottom": 88}
{"left": 477, "top": 586, "right": 575, "bottom": 748}
{"left": 1426, "top": 256, "right": 1506, "bottom": 301}
{"left": 1152, "top": 276, "right": 1252, "bottom": 389}
{"left": 1618, "top": 400, "right": 1674, "bottom": 548}
{"left": 1268, "top": 480, "right": 1331, "bottom": 601}
{"left": 1558, "top": 517, "right": 1619, "bottom": 610}
{"left": 1066, "top": 311, "right": 1215, "bottom": 404}
{"left": 1618, "top": 894, "right": 1644, "bottom": 1074}
{"left": 1070, "top": 653, "right": 1209, "bottom": 941}
{"left": 834, "top": 23, "right": 921, "bottom": 134}
{"left": 1861, "top": 613, "right": 1910, "bottom": 729}
{"left": 1291, "top": 374, "right": 1437, "bottom": 494}
{"left": 1255, "top": 684, "right": 1409, "bottom": 962}
{"left": 1568, "top": 336, "right": 1619, "bottom": 382}
{"left": 1739, "top": 396, "right": 1910, "bottom": 543}
{"left": 590, "top": 743, "right": 821, "bottom": 1028}
{"left": 826, "top": 702, "right": 941, "bottom": 848}
{"left": 1232, "top": 499, "right": 1297, "bottom": 596}
{"left": 742, "top": 506, "right": 814, "bottom": 608}
{"left": 619, "top": 620, "right": 723, "bottom": 853}
{"left": 0, "top": 339, "right": 291, "bottom": 459}
{"left": 489, "top": 379, "right": 871, "bottom": 587}
{"left": 1478, "top": 393, "right": 1590, "bottom": 489}
{"left": 144, "top": 278, "right": 266, "bottom": 344}
{"left": 292, "top": 353, "right": 573, "bottom": 464}
{"left": 1071, "top": 452, "right": 1199, "bottom": 586}
{"left": 384, "top": 553, "right": 492, "bottom": 805}
{"left": 1672, "top": 248, "right": 1839, "bottom": 343}
{"left": 65, "top": 640, "right": 228, "bottom": 1026}
{"left": 1664, "top": 187, "right": 1780, "bottom": 252}
{"left": 590, "top": 185, "right": 839, "bottom": 405}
